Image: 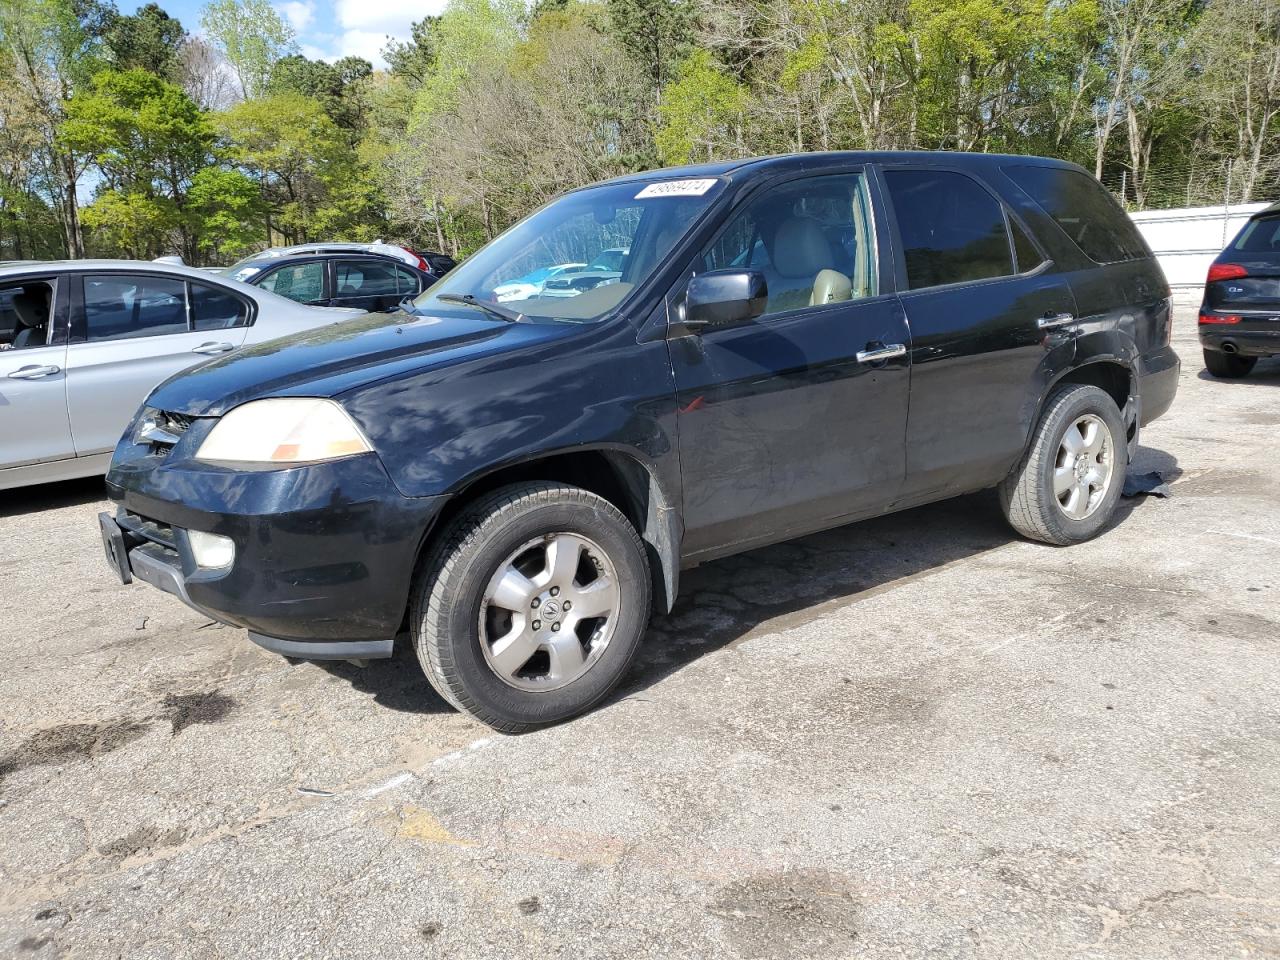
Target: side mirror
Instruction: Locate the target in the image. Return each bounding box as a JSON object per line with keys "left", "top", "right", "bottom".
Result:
{"left": 683, "top": 269, "right": 768, "bottom": 332}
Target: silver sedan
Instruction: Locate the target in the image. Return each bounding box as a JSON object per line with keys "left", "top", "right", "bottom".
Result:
{"left": 0, "top": 259, "right": 362, "bottom": 490}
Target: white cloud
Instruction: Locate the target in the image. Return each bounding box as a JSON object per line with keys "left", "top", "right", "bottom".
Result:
{"left": 334, "top": 0, "right": 448, "bottom": 34}
{"left": 276, "top": 0, "right": 316, "bottom": 33}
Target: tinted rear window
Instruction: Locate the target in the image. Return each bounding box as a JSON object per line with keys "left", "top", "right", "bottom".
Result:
{"left": 884, "top": 169, "right": 1015, "bottom": 289}
{"left": 1232, "top": 214, "right": 1280, "bottom": 253}
{"left": 1003, "top": 165, "right": 1148, "bottom": 264}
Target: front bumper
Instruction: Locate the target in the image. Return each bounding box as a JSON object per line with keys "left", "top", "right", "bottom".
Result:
{"left": 103, "top": 444, "right": 445, "bottom": 660}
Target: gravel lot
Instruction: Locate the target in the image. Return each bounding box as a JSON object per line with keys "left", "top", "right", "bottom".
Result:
{"left": 1, "top": 311, "right": 1278, "bottom": 959}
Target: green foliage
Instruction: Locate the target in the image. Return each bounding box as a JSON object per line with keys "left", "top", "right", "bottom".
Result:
{"left": 655, "top": 50, "right": 748, "bottom": 164}
{"left": 102, "top": 3, "right": 186, "bottom": 79}
{"left": 605, "top": 0, "right": 694, "bottom": 92}
{"left": 410, "top": 0, "right": 523, "bottom": 124}
{"left": 382, "top": 16, "right": 440, "bottom": 85}
{"left": 199, "top": 0, "right": 295, "bottom": 99}
{"left": 267, "top": 54, "right": 372, "bottom": 134}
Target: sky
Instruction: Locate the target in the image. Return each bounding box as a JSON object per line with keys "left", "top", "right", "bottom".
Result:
{"left": 125, "top": 0, "right": 449, "bottom": 68}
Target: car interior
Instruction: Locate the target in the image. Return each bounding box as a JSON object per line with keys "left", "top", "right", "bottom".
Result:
{"left": 0, "top": 280, "right": 54, "bottom": 350}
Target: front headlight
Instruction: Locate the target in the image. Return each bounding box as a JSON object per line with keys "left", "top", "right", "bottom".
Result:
{"left": 195, "top": 398, "right": 372, "bottom": 463}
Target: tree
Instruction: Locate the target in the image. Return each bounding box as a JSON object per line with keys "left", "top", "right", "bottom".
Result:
{"left": 102, "top": 2, "right": 187, "bottom": 79}
{"left": 199, "top": 0, "right": 295, "bottom": 100}
{"left": 61, "top": 68, "right": 215, "bottom": 259}
{"left": 382, "top": 16, "right": 440, "bottom": 85}
{"left": 187, "top": 166, "right": 265, "bottom": 260}
{"left": 606, "top": 0, "right": 694, "bottom": 97}
{"left": 267, "top": 53, "right": 372, "bottom": 133}
{"left": 655, "top": 50, "right": 747, "bottom": 163}
{"left": 0, "top": 0, "right": 109, "bottom": 257}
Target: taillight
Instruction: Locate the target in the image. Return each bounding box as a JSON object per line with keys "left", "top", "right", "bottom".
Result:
{"left": 1207, "top": 263, "right": 1248, "bottom": 283}
{"left": 400, "top": 246, "right": 429, "bottom": 272}
{"left": 1199, "top": 313, "right": 1242, "bottom": 325}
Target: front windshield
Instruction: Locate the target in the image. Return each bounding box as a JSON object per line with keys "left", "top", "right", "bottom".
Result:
{"left": 413, "top": 177, "right": 725, "bottom": 322}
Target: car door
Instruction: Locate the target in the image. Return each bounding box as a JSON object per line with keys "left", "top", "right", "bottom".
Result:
{"left": 878, "top": 165, "right": 1078, "bottom": 503}
{"left": 63, "top": 273, "right": 250, "bottom": 457}
{"left": 0, "top": 275, "right": 74, "bottom": 469}
{"left": 330, "top": 258, "right": 404, "bottom": 312}
{"left": 254, "top": 260, "right": 329, "bottom": 307}
{"left": 667, "top": 169, "right": 911, "bottom": 558}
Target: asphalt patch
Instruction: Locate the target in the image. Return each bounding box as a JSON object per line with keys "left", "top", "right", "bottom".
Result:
{"left": 707, "top": 869, "right": 860, "bottom": 960}
{"left": 161, "top": 691, "right": 236, "bottom": 736}
{"left": 0, "top": 719, "right": 149, "bottom": 785}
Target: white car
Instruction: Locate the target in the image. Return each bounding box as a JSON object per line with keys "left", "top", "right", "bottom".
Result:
{"left": 491, "top": 263, "right": 587, "bottom": 302}
{"left": 0, "top": 259, "right": 361, "bottom": 490}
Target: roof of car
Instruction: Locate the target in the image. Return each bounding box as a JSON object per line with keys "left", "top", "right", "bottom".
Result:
{"left": 1253, "top": 201, "right": 1280, "bottom": 217}
{"left": 0, "top": 259, "right": 265, "bottom": 297}
{"left": 598, "top": 150, "right": 1082, "bottom": 188}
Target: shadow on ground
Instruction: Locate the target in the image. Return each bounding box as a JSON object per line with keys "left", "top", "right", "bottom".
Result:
{"left": 0, "top": 475, "right": 106, "bottom": 518}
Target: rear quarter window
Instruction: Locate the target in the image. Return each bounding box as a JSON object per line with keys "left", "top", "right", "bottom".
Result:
{"left": 1003, "top": 165, "right": 1148, "bottom": 264}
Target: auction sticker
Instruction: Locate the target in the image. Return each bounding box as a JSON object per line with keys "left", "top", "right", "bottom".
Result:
{"left": 635, "top": 179, "right": 719, "bottom": 199}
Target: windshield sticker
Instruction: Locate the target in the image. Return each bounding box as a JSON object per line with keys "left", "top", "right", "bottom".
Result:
{"left": 635, "top": 179, "right": 718, "bottom": 199}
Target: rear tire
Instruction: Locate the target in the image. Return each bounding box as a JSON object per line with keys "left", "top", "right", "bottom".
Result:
{"left": 999, "top": 383, "right": 1126, "bottom": 546}
{"left": 1203, "top": 349, "right": 1256, "bottom": 379}
{"left": 412, "top": 481, "right": 650, "bottom": 732}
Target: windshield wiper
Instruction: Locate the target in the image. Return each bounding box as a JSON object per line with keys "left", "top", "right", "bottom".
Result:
{"left": 435, "top": 293, "right": 524, "bottom": 323}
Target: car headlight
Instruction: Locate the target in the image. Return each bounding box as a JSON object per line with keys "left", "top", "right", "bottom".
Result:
{"left": 195, "top": 398, "right": 372, "bottom": 463}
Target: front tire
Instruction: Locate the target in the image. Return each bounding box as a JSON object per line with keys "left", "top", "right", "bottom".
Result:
{"left": 412, "top": 481, "right": 651, "bottom": 732}
{"left": 999, "top": 383, "right": 1126, "bottom": 546}
{"left": 1203, "top": 348, "right": 1256, "bottom": 379}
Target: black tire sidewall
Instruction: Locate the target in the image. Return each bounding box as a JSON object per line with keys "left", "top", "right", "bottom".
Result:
{"left": 1203, "top": 349, "right": 1256, "bottom": 378}
{"left": 421, "top": 491, "right": 650, "bottom": 729}
{"left": 1034, "top": 387, "right": 1127, "bottom": 544}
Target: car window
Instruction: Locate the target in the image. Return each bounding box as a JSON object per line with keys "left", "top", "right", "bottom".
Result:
{"left": 1003, "top": 165, "right": 1148, "bottom": 264}
{"left": 257, "top": 262, "right": 324, "bottom": 302}
{"left": 884, "top": 169, "right": 1015, "bottom": 289}
{"left": 336, "top": 260, "right": 400, "bottom": 298}
{"left": 83, "top": 276, "right": 188, "bottom": 341}
{"left": 190, "top": 282, "right": 249, "bottom": 330}
{"left": 0, "top": 281, "right": 55, "bottom": 350}
{"left": 417, "top": 177, "right": 725, "bottom": 323}
{"left": 393, "top": 265, "right": 423, "bottom": 294}
{"left": 702, "top": 172, "right": 877, "bottom": 317}
{"left": 1232, "top": 214, "right": 1280, "bottom": 253}
{"left": 1010, "top": 216, "right": 1046, "bottom": 273}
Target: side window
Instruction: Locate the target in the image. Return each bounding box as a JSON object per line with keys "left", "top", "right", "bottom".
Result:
{"left": 83, "top": 276, "right": 187, "bottom": 342}
{"left": 884, "top": 169, "right": 1015, "bottom": 290}
{"left": 1, "top": 281, "right": 55, "bottom": 350}
{"left": 190, "top": 283, "right": 249, "bottom": 330}
{"left": 1003, "top": 165, "right": 1148, "bottom": 264}
{"left": 394, "top": 265, "right": 423, "bottom": 294}
{"left": 1010, "top": 216, "right": 1046, "bottom": 273}
{"left": 257, "top": 262, "right": 325, "bottom": 303}
{"left": 702, "top": 172, "right": 877, "bottom": 317}
{"left": 336, "top": 260, "right": 400, "bottom": 297}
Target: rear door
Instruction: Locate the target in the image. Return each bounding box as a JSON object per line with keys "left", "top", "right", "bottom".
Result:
{"left": 0, "top": 275, "right": 73, "bottom": 469}
{"left": 879, "top": 165, "right": 1078, "bottom": 502}
{"left": 64, "top": 274, "right": 250, "bottom": 456}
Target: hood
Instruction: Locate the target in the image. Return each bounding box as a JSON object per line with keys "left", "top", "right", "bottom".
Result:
{"left": 147, "top": 309, "right": 578, "bottom": 417}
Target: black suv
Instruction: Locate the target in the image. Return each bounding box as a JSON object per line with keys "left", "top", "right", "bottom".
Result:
{"left": 101, "top": 152, "right": 1179, "bottom": 731}
{"left": 1199, "top": 201, "right": 1280, "bottom": 378}
{"left": 221, "top": 247, "right": 437, "bottom": 313}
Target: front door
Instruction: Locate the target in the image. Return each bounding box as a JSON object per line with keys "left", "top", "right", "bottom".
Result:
{"left": 668, "top": 171, "right": 911, "bottom": 559}
{"left": 64, "top": 274, "right": 249, "bottom": 456}
{"left": 0, "top": 276, "right": 73, "bottom": 470}
{"left": 879, "top": 166, "right": 1078, "bottom": 502}
{"left": 330, "top": 258, "right": 407, "bottom": 312}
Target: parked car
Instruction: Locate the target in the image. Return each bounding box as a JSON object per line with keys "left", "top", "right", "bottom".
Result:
{"left": 222, "top": 247, "right": 437, "bottom": 313}
{"left": 411, "top": 249, "right": 459, "bottom": 276}
{"left": 1199, "top": 201, "right": 1280, "bottom": 378}
{"left": 0, "top": 259, "right": 360, "bottom": 490}
{"left": 492, "top": 263, "right": 587, "bottom": 302}
{"left": 537, "top": 248, "right": 629, "bottom": 299}
{"left": 101, "top": 151, "right": 1179, "bottom": 731}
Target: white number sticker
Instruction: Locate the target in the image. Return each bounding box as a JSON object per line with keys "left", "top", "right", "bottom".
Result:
{"left": 635, "top": 179, "right": 718, "bottom": 199}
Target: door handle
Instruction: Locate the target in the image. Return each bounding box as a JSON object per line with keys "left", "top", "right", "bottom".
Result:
{"left": 192, "top": 341, "right": 234, "bottom": 355}
{"left": 6, "top": 364, "right": 60, "bottom": 380}
{"left": 1037, "top": 312, "right": 1075, "bottom": 330}
{"left": 856, "top": 343, "right": 907, "bottom": 364}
